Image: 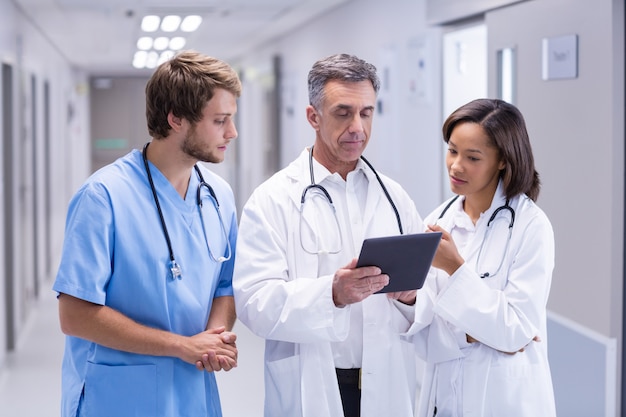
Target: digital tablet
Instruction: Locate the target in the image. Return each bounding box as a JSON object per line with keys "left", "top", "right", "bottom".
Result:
{"left": 356, "top": 232, "right": 442, "bottom": 293}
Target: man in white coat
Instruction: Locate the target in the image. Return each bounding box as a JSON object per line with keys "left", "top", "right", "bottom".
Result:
{"left": 233, "top": 53, "right": 423, "bottom": 417}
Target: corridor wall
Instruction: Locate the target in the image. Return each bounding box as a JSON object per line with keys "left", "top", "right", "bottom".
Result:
{"left": 0, "top": 0, "right": 90, "bottom": 366}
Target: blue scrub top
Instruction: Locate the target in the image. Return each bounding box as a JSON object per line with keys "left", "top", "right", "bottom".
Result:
{"left": 53, "top": 149, "right": 237, "bottom": 417}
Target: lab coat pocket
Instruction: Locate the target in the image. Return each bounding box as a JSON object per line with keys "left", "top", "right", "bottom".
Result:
{"left": 83, "top": 362, "right": 157, "bottom": 417}
{"left": 486, "top": 359, "right": 549, "bottom": 417}
{"left": 265, "top": 355, "right": 302, "bottom": 415}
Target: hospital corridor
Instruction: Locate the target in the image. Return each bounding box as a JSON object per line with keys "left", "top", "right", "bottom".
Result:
{"left": 1, "top": 0, "right": 625, "bottom": 416}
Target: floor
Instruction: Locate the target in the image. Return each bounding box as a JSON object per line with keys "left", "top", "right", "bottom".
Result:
{"left": 0, "top": 280, "right": 265, "bottom": 417}
{"left": 0, "top": 284, "right": 63, "bottom": 416}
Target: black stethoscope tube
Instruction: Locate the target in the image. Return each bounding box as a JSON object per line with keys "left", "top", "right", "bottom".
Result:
{"left": 304, "top": 146, "right": 403, "bottom": 235}
{"left": 437, "top": 194, "right": 515, "bottom": 278}
{"left": 142, "top": 142, "right": 230, "bottom": 279}
{"left": 143, "top": 142, "right": 181, "bottom": 278}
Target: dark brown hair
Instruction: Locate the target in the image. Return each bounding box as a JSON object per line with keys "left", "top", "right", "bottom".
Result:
{"left": 442, "top": 98, "right": 540, "bottom": 201}
{"left": 145, "top": 50, "right": 242, "bottom": 139}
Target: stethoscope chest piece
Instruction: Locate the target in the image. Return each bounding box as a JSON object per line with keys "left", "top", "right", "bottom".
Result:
{"left": 170, "top": 260, "right": 182, "bottom": 280}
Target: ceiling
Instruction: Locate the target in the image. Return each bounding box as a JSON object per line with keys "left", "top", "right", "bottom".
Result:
{"left": 12, "top": 0, "right": 351, "bottom": 76}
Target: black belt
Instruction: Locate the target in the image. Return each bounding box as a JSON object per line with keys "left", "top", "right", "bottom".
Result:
{"left": 335, "top": 368, "right": 361, "bottom": 387}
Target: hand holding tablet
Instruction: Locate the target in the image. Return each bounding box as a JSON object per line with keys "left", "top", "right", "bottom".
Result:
{"left": 356, "top": 232, "right": 442, "bottom": 293}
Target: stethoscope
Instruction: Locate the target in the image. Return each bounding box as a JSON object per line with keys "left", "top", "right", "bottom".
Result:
{"left": 142, "top": 142, "right": 232, "bottom": 280}
{"left": 437, "top": 194, "right": 515, "bottom": 278}
{"left": 299, "top": 145, "right": 403, "bottom": 254}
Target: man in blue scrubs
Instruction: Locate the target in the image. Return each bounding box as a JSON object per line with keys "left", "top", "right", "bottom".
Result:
{"left": 53, "top": 50, "right": 241, "bottom": 417}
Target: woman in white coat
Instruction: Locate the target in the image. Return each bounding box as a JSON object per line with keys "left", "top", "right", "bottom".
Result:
{"left": 412, "top": 98, "right": 557, "bottom": 417}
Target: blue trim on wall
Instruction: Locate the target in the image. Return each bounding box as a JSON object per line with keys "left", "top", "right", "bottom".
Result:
{"left": 548, "top": 314, "right": 614, "bottom": 416}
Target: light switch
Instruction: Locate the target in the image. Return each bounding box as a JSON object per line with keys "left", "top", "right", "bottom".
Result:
{"left": 542, "top": 34, "right": 578, "bottom": 80}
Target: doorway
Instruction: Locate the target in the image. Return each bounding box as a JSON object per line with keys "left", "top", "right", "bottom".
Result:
{"left": 441, "top": 22, "right": 488, "bottom": 199}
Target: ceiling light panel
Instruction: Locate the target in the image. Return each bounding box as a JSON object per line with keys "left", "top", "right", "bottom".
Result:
{"left": 160, "top": 15, "right": 181, "bottom": 32}
{"left": 180, "top": 15, "right": 202, "bottom": 32}
{"left": 169, "top": 37, "right": 186, "bottom": 50}
{"left": 134, "top": 11, "right": 205, "bottom": 69}
{"left": 146, "top": 51, "right": 160, "bottom": 68}
{"left": 158, "top": 51, "right": 175, "bottom": 65}
{"left": 137, "top": 37, "right": 153, "bottom": 50}
{"left": 153, "top": 37, "right": 169, "bottom": 50}
{"left": 133, "top": 51, "right": 148, "bottom": 69}
{"left": 141, "top": 15, "right": 160, "bottom": 32}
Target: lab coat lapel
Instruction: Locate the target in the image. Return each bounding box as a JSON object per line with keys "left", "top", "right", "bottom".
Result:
{"left": 357, "top": 164, "right": 382, "bottom": 228}
{"left": 284, "top": 149, "right": 310, "bottom": 210}
{"left": 360, "top": 161, "right": 386, "bottom": 236}
{"left": 465, "top": 182, "right": 508, "bottom": 262}
{"left": 284, "top": 149, "right": 322, "bottom": 280}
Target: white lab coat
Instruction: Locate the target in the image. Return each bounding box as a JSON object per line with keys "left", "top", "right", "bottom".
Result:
{"left": 410, "top": 184, "right": 557, "bottom": 417}
{"left": 233, "top": 149, "right": 423, "bottom": 417}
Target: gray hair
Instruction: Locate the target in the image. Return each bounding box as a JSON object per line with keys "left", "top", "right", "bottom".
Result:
{"left": 307, "top": 53, "right": 380, "bottom": 110}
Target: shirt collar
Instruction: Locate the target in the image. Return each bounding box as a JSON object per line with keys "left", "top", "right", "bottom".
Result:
{"left": 305, "top": 149, "right": 368, "bottom": 185}
{"left": 446, "top": 179, "right": 507, "bottom": 230}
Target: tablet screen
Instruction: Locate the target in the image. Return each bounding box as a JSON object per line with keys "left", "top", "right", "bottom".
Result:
{"left": 356, "top": 232, "right": 441, "bottom": 293}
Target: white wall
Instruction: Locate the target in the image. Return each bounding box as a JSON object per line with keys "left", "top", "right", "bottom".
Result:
{"left": 0, "top": 0, "right": 90, "bottom": 362}
{"left": 11, "top": 2, "right": 91, "bottom": 263}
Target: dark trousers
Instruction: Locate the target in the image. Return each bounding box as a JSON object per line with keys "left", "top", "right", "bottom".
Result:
{"left": 336, "top": 368, "right": 361, "bottom": 417}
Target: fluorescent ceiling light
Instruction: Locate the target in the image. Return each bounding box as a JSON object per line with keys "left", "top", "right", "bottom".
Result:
{"left": 169, "top": 37, "right": 186, "bottom": 50}
{"left": 153, "top": 37, "right": 169, "bottom": 51}
{"left": 146, "top": 51, "right": 160, "bottom": 69}
{"left": 158, "top": 51, "right": 175, "bottom": 65}
{"left": 137, "top": 37, "right": 153, "bottom": 50}
{"left": 135, "top": 14, "right": 196, "bottom": 69}
{"left": 181, "top": 15, "right": 202, "bottom": 32}
{"left": 161, "top": 15, "right": 181, "bottom": 32}
{"left": 133, "top": 51, "right": 148, "bottom": 69}
{"left": 141, "top": 15, "right": 160, "bottom": 32}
